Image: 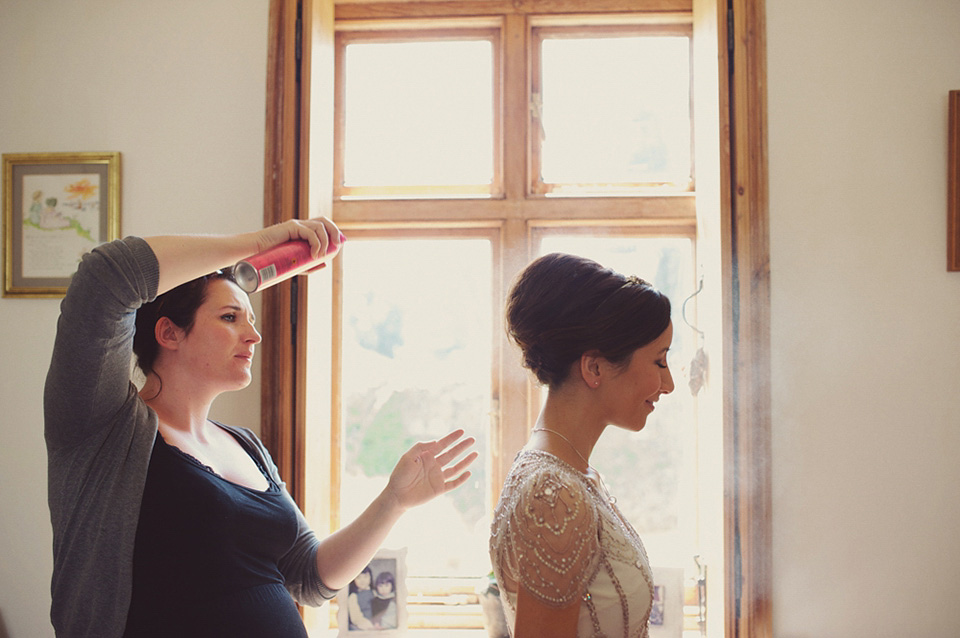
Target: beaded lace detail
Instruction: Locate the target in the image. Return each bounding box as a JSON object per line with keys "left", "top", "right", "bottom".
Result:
{"left": 490, "top": 450, "right": 654, "bottom": 638}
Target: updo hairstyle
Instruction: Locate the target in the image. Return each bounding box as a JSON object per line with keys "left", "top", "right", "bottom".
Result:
{"left": 506, "top": 252, "right": 671, "bottom": 387}
{"left": 133, "top": 270, "right": 237, "bottom": 377}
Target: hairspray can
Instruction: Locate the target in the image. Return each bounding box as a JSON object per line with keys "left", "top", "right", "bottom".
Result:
{"left": 233, "top": 233, "right": 345, "bottom": 293}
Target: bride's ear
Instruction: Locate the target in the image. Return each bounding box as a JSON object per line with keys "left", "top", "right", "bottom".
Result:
{"left": 154, "top": 317, "right": 184, "bottom": 351}
{"left": 579, "top": 351, "right": 603, "bottom": 388}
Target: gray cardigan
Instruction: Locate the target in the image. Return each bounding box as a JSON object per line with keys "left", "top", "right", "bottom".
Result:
{"left": 44, "top": 237, "right": 333, "bottom": 637}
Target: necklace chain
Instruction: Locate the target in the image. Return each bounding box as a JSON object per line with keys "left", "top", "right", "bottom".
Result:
{"left": 532, "top": 427, "right": 617, "bottom": 505}
{"left": 532, "top": 427, "right": 591, "bottom": 468}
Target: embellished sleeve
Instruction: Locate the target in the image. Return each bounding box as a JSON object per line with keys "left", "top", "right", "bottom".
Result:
{"left": 491, "top": 463, "right": 601, "bottom": 608}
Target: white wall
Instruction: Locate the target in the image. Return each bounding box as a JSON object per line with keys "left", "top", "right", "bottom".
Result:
{"left": 767, "top": 1, "right": 960, "bottom": 636}
{"left": 0, "top": 1, "right": 268, "bottom": 636}
{"left": 4, "top": 1, "right": 960, "bottom": 637}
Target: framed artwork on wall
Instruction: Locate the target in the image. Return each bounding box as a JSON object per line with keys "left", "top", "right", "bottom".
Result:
{"left": 949, "top": 91, "right": 960, "bottom": 271}
{"left": 337, "top": 548, "right": 408, "bottom": 637}
{"left": 3, "top": 151, "right": 121, "bottom": 297}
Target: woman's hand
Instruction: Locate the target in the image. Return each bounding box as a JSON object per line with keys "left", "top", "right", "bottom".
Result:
{"left": 386, "top": 429, "right": 478, "bottom": 511}
{"left": 252, "top": 215, "right": 343, "bottom": 261}
{"left": 315, "top": 429, "right": 477, "bottom": 589}
{"left": 146, "top": 216, "right": 344, "bottom": 295}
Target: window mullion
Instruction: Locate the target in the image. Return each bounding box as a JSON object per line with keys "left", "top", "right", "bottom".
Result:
{"left": 502, "top": 13, "right": 528, "bottom": 202}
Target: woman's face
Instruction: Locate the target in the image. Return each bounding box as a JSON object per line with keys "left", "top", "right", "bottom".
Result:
{"left": 354, "top": 571, "right": 371, "bottom": 589}
{"left": 600, "top": 321, "right": 675, "bottom": 432}
{"left": 175, "top": 279, "right": 261, "bottom": 391}
{"left": 377, "top": 580, "right": 394, "bottom": 596}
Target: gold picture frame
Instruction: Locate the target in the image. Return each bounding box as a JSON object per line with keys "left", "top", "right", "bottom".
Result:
{"left": 3, "top": 151, "right": 121, "bottom": 297}
{"left": 949, "top": 91, "right": 960, "bottom": 271}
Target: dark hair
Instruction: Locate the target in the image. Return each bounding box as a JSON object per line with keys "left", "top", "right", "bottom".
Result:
{"left": 349, "top": 566, "right": 374, "bottom": 594}
{"left": 133, "top": 270, "right": 237, "bottom": 377}
{"left": 375, "top": 571, "right": 395, "bottom": 590}
{"left": 506, "top": 252, "right": 671, "bottom": 387}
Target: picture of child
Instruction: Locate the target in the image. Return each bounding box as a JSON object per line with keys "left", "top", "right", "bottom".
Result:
{"left": 340, "top": 553, "right": 405, "bottom": 635}
{"left": 370, "top": 570, "right": 397, "bottom": 630}
{"left": 347, "top": 566, "right": 376, "bottom": 630}
{"left": 346, "top": 558, "right": 401, "bottom": 633}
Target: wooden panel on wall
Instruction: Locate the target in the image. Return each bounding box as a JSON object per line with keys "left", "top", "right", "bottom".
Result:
{"left": 726, "top": 0, "right": 773, "bottom": 636}
{"left": 262, "top": 0, "right": 302, "bottom": 499}
{"left": 949, "top": 90, "right": 960, "bottom": 271}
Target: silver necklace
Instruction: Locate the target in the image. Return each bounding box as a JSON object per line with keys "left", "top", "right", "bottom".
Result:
{"left": 532, "top": 427, "right": 617, "bottom": 504}
{"left": 532, "top": 427, "right": 591, "bottom": 468}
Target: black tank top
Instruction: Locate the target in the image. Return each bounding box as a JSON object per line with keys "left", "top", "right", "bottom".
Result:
{"left": 123, "top": 428, "right": 308, "bottom": 637}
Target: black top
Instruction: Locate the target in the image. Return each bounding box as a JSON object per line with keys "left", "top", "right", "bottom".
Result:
{"left": 123, "top": 426, "right": 309, "bottom": 637}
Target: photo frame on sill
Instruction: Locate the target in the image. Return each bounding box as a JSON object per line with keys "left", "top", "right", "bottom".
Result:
{"left": 3, "top": 151, "right": 121, "bottom": 297}
{"left": 337, "top": 548, "right": 408, "bottom": 637}
{"left": 649, "top": 566, "right": 685, "bottom": 638}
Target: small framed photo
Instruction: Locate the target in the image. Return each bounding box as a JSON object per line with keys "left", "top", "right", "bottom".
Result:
{"left": 649, "top": 566, "right": 684, "bottom": 638}
{"left": 3, "top": 152, "right": 121, "bottom": 297}
{"left": 337, "top": 548, "right": 407, "bottom": 636}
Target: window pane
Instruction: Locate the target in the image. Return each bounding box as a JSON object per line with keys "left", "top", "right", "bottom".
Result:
{"left": 339, "top": 239, "right": 492, "bottom": 578}
{"left": 538, "top": 235, "right": 698, "bottom": 568}
{"left": 344, "top": 40, "right": 493, "bottom": 189}
{"left": 539, "top": 36, "right": 691, "bottom": 188}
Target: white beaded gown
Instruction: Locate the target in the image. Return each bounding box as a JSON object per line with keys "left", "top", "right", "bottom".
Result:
{"left": 489, "top": 450, "right": 654, "bottom": 638}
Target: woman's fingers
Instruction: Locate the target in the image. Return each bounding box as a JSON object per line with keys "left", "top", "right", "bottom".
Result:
{"left": 414, "top": 429, "right": 475, "bottom": 468}
{"left": 261, "top": 216, "right": 342, "bottom": 258}
{"left": 442, "top": 468, "right": 473, "bottom": 492}
{"left": 434, "top": 436, "right": 476, "bottom": 468}
{"left": 296, "top": 217, "right": 336, "bottom": 258}
{"left": 387, "top": 429, "right": 478, "bottom": 506}
{"left": 442, "top": 451, "right": 478, "bottom": 483}
{"left": 433, "top": 428, "right": 467, "bottom": 451}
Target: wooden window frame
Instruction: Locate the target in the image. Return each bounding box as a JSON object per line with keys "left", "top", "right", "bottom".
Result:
{"left": 262, "top": 0, "right": 771, "bottom": 636}
{"left": 329, "top": 10, "right": 698, "bottom": 496}
{"left": 324, "top": 223, "right": 504, "bottom": 534}
{"left": 334, "top": 23, "right": 504, "bottom": 200}
{"left": 528, "top": 20, "right": 696, "bottom": 197}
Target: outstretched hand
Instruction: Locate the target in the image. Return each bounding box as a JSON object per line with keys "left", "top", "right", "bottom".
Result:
{"left": 386, "top": 429, "right": 478, "bottom": 511}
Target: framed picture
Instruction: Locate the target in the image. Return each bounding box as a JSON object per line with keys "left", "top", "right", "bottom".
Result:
{"left": 337, "top": 548, "right": 408, "bottom": 637}
{"left": 949, "top": 91, "right": 960, "bottom": 271}
{"left": 648, "top": 566, "right": 684, "bottom": 638}
{"left": 3, "top": 151, "right": 121, "bottom": 297}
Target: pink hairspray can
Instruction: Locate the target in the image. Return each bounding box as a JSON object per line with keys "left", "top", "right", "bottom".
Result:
{"left": 233, "top": 232, "right": 345, "bottom": 293}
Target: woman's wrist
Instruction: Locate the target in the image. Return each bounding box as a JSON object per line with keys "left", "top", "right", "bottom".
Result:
{"left": 377, "top": 485, "right": 409, "bottom": 518}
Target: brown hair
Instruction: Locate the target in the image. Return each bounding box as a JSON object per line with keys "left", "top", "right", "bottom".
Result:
{"left": 506, "top": 252, "right": 671, "bottom": 387}
{"left": 133, "top": 270, "right": 237, "bottom": 377}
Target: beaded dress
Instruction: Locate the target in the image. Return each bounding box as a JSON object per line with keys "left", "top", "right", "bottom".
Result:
{"left": 490, "top": 450, "right": 653, "bottom": 638}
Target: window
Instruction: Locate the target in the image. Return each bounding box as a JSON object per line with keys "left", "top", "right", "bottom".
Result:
{"left": 536, "top": 232, "right": 698, "bottom": 569}
{"left": 340, "top": 36, "right": 496, "bottom": 197}
{"left": 533, "top": 26, "right": 693, "bottom": 194}
{"left": 337, "top": 236, "right": 494, "bottom": 578}
{"left": 305, "top": 6, "right": 722, "bottom": 636}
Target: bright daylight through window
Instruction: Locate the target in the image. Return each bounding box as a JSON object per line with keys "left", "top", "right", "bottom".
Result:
{"left": 315, "top": 11, "right": 716, "bottom": 636}
{"left": 342, "top": 39, "right": 494, "bottom": 197}
{"left": 338, "top": 239, "right": 493, "bottom": 579}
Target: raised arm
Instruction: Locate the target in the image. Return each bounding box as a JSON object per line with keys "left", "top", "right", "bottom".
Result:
{"left": 146, "top": 216, "right": 342, "bottom": 295}
{"left": 313, "top": 429, "right": 477, "bottom": 591}
{"left": 45, "top": 217, "right": 341, "bottom": 451}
